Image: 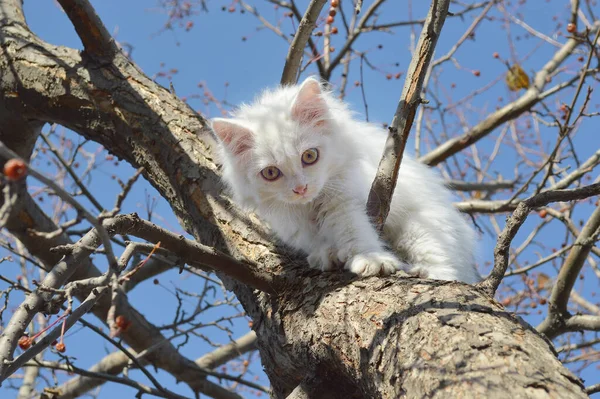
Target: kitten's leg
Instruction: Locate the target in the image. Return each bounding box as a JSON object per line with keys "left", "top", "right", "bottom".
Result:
{"left": 306, "top": 243, "right": 342, "bottom": 271}
{"left": 317, "top": 200, "right": 409, "bottom": 277}
{"left": 388, "top": 214, "right": 480, "bottom": 284}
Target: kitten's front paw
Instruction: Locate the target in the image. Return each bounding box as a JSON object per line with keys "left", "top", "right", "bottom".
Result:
{"left": 346, "top": 252, "right": 408, "bottom": 277}
{"left": 307, "top": 246, "right": 341, "bottom": 272}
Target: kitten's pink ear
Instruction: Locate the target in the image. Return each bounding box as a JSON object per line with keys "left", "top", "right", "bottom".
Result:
{"left": 291, "top": 78, "right": 328, "bottom": 127}
{"left": 211, "top": 119, "right": 254, "bottom": 156}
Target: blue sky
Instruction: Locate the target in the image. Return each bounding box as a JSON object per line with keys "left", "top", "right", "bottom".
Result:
{"left": 0, "top": 0, "right": 598, "bottom": 397}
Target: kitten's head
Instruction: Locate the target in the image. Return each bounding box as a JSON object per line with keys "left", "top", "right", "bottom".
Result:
{"left": 211, "top": 77, "right": 344, "bottom": 208}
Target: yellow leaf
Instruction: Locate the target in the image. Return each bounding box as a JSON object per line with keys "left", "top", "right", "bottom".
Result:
{"left": 505, "top": 64, "right": 530, "bottom": 91}
{"left": 537, "top": 273, "right": 550, "bottom": 290}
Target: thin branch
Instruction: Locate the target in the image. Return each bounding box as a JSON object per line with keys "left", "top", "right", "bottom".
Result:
{"left": 196, "top": 331, "right": 257, "bottom": 369}
{"left": 280, "top": 0, "right": 327, "bottom": 85}
{"left": 0, "top": 141, "right": 119, "bottom": 271}
{"left": 0, "top": 224, "right": 103, "bottom": 379}
{"left": 104, "top": 214, "right": 276, "bottom": 294}
{"left": 586, "top": 383, "right": 600, "bottom": 395}
{"left": 24, "top": 360, "right": 192, "bottom": 399}
{"left": 2, "top": 286, "right": 109, "bottom": 380}
{"left": 477, "top": 183, "right": 600, "bottom": 297}
{"left": 325, "top": 0, "right": 386, "bottom": 77}
{"left": 445, "top": 179, "right": 517, "bottom": 192}
{"left": 366, "top": 0, "right": 451, "bottom": 230}
{"left": 537, "top": 204, "right": 600, "bottom": 338}
{"left": 56, "top": 331, "right": 257, "bottom": 398}
{"left": 431, "top": 0, "right": 495, "bottom": 67}
{"left": 419, "top": 21, "right": 600, "bottom": 166}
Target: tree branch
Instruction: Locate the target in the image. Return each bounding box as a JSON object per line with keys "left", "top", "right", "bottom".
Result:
{"left": 104, "top": 214, "right": 276, "bottom": 294}
{"left": 55, "top": 0, "right": 119, "bottom": 59}
{"left": 477, "top": 183, "right": 600, "bottom": 297}
{"left": 419, "top": 21, "right": 600, "bottom": 166}
{"left": 280, "top": 0, "right": 327, "bottom": 85}
{"left": 537, "top": 203, "right": 600, "bottom": 338}
{"left": 366, "top": 0, "right": 450, "bottom": 230}
{"left": 56, "top": 331, "right": 257, "bottom": 399}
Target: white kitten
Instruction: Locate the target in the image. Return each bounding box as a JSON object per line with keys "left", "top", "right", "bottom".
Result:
{"left": 211, "top": 77, "right": 481, "bottom": 284}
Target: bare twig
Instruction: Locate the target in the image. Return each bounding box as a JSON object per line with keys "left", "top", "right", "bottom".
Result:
{"left": 2, "top": 286, "right": 108, "bottom": 380}
{"left": 420, "top": 21, "right": 600, "bottom": 166}
{"left": 0, "top": 141, "right": 119, "bottom": 271}
{"left": 477, "top": 183, "right": 600, "bottom": 297}
{"left": 103, "top": 214, "right": 276, "bottom": 294}
{"left": 537, "top": 203, "right": 600, "bottom": 338}
{"left": 56, "top": 331, "right": 257, "bottom": 398}
{"left": 366, "top": 0, "right": 451, "bottom": 230}
{"left": 445, "top": 179, "right": 517, "bottom": 192}
{"left": 24, "top": 360, "right": 192, "bottom": 399}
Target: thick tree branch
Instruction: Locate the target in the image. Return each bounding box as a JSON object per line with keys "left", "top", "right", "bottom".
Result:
{"left": 0, "top": 4, "right": 590, "bottom": 396}
{"left": 366, "top": 0, "right": 450, "bottom": 230}
{"left": 55, "top": 0, "right": 119, "bottom": 59}
{"left": 280, "top": 0, "right": 327, "bottom": 85}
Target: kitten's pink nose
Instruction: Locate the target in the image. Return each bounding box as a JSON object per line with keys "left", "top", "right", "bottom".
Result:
{"left": 293, "top": 184, "right": 308, "bottom": 195}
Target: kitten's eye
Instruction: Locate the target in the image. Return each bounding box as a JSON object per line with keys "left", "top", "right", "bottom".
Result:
{"left": 301, "top": 148, "right": 319, "bottom": 165}
{"left": 260, "top": 166, "right": 281, "bottom": 181}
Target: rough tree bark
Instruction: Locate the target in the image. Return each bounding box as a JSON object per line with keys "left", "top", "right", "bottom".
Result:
{"left": 0, "top": 1, "right": 589, "bottom": 398}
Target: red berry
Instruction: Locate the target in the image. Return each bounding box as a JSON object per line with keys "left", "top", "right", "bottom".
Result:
{"left": 567, "top": 23, "right": 576, "bottom": 33}
{"left": 329, "top": 46, "right": 335, "bottom": 53}
{"left": 3, "top": 159, "right": 27, "bottom": 181}
{"left": 18, "top": 336, "right": 31, "bottom": 350}
{"left": 473, "top": 70, "right": 481, "bottom": 77}
{"left": 55, "top": 342, "right": 66, "bottom": 353}
{"left": 326, "top": 15, "right": 334, "bottom": 24}
{"left": 493, "top": 52, "right": 499, "bottom": 58}
{"left": 538, "top": 209, "right": 548, "bottom": 218}
{"left": 115, "top": 315, "right": 132, "bottom": 331}
{"left": 331, "top": 26, "right": 338, "bottom": 34}
{"left": 331, "top": 0, "right": 339, "bottom": 7}
{"left": 329, "top": 8, "right": 336, "bottom": 17}
{"left": 394, "top": 73, "right": 401, "bottom": 79}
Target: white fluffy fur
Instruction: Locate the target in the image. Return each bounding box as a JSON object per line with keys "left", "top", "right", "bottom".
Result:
{"left": 211, "top": 77, "right": 481, "bottom": 284}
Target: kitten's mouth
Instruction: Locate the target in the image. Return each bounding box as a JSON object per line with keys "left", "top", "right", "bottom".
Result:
{"left": 286, "top": 193, "right": 315, "bottom": 204}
